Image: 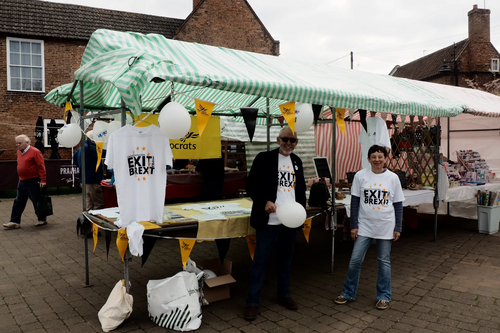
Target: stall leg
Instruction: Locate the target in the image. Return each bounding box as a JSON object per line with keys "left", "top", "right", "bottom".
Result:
{"left": 124, "top": 249, "right": 132, "bottom": 293}
{"left": 82, "top": 229, "right": 93, "bottom": 288}
{"left": 330, "top": 206, "right": 336, "bottom": 274}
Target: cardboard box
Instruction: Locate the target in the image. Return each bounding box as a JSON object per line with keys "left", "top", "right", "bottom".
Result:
{"left": 197, "top": 258, "right": 236, "bottom": 303}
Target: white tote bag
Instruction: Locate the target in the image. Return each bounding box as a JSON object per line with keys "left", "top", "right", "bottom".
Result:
{"left": 147, "top": 271, "right": 203, "bottom": 331}
{"left": 98, "top": 280, "right": 133, "bottom": 332}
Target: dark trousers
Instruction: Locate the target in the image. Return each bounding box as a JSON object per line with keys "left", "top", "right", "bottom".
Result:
{"left": 246, "top": 225, "right": 297, "bottom": 306}
{"left": 10, "top": 178, "right": 46, "bottom": 224}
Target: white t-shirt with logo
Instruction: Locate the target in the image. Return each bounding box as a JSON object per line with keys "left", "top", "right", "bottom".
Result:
{"left": 268, "top": 154, "right": 296, "bottom": 225}
{"left": 359, "top": 116, "right": 391, "bottom": 169}
{"left": 105, "top": 125, "right": 173, "bottom": 227}
{"left": 351, "top": 168, "right": 405, "bottom": 239}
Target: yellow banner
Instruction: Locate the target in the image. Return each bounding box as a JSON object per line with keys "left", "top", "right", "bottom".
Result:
{"left": 170, "top": 116, "right": 221, "bottom": 159}
{"left": 116, "top": 228, "right": 129, "bottom": 262}
{"left": 195, "top": 99, "right": 215, "bottom": 137}
{"left": 302, "top": 218, "right": 312, "bottom": 243}
{"left": 64, "top": 101, "right": 72, "bottom": 123}
{"left": 279, "top": 102, "right": 296, "bottom": 134}
{"left": 134, "top": 113, "right": 156, "bottom": 127}
{"left": 246, "top": 235, "right": 257, "bottom": 261}
{"left": 179, "top": 239, "right": 196, "bottom": 269}
{"left": 92, "top": 223, "right": 99, "bottom": 252}
{"left": 336, "top": 108, "right": 346, "bottom": 137}
{"left": 95, "top": 142, "right": 104, "bottom": 172}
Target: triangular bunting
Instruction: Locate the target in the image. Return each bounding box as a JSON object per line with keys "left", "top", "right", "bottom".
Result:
{"left": 95, "top": 142, "right": 103, "bottom": 172}
{"left": 312, "top": 104, "right": 323, "bottom": 125}
{"left": 240, "top": 107, "right": 258, "bottom": 142}
{"left": 105, "top": 230, "right": 112, "bottom": 259}
{"left": 64, "top": 101, "right": 72, "bottom": 123}
{"left": 302, "top": 218, "right": 312, "bottom": 243}
{"left": 278, "top": 101, "right": 296, "bottom": 134}
{"left": 359, "top": 109, "right": 368, "bottom": 133}
{"left": 246, "top": 235, "right": 257, "bottom": 261}
{"left": 92, "top": 223, "right": 99, "bottom": 252}
{"left": 335, "top": 108, "right": 346, "bottom": 136}
{"left": 141, "top": 237, "right": 158, "bottom": 267}
{"left": 195, "top": 99, "right": 215, "bottom": 137}
{"left": 215, "top": 238, "right": 231, "bottom": 264}
{"left": 179, "top": 239, "right": 196, "bottom": 269}
{"left": 116, "top": 228, "right": 129, "bottom": 262}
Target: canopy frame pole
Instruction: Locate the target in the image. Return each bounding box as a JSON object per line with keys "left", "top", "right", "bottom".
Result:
{"left": 79, "top": 81, "right": 92, "bottom": 288}
{"left": 330, "top": 109, "right": 337, "bottom": 273}
{"left": 120, "top": 100, "right": 127, "bottom": 126}
{"left": 433, "top": 118, "right": 441, "bottom": 241}
{"left": 266, "top": 98, "right": 271, "bottom": 151}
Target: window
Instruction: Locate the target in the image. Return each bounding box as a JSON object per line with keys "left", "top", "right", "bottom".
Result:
{"left": 7, "top": 37, "right": 44, "bottom": 92}
{"left": 491, "top": 58, "right": 499, "bottom": 72}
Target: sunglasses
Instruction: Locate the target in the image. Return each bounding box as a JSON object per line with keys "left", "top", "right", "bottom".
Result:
{"left": 280, "top": 137, "right": 297, "bottom": 143}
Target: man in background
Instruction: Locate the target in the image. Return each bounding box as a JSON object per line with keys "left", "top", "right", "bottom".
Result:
{"left": 73, "top": 130, "right": 105, "bottom": 210}
{"left": 3, "top": 135, "right": 47, "bottom": 229}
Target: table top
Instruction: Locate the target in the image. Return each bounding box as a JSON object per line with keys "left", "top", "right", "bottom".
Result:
{"left": 446, "top": 182, "right": 500, "bottom": 202}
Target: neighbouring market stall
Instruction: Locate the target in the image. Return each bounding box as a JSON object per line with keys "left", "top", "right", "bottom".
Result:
{"left": 44, "top": 29, "right": 500, "bottom": 326}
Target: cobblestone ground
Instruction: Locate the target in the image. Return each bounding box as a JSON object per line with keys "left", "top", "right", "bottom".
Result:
{"left": 0, "top": 194, "right": 499, "bottom": 332}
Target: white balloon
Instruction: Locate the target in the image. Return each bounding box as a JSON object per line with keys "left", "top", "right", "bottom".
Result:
{"left": 202, "top": 269, "right": 217, "bottom": 279}
{"left": 158, "top": 102, "right": 191, "bottom": 140}
{"left": 294, "top": 103, "right": 314, "bottom": 133}
{"left": 93, "top": 121, "right": 109, "bottom": 142}
{"left": 276, "top": 201, "right": 307, "bottom": 228}
{"left": 58, "top": 123, "right": 81, "bottom": 147}
{"left": 108, "top": 120, "right": 121, "bottom": 136}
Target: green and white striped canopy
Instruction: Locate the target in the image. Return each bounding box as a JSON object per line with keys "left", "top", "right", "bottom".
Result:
{"left": 45, "top": 29, "right": 467, "bottom": 119}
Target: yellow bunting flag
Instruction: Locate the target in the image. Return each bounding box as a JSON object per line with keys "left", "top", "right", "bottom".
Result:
{"left": 116, "top": 228, "right": 129, "bottom": 262}
{"left": 195, "top": 99, "right": 215, "bottom": 137}
{"left": 64, "top": 101, "right": 72, "bottom": 123}
{"left": 302, "top": 218, "right": 313, "bottom": 243}
{"left": 95, "top": 142, "right": 104, "bottom": 172}
{"left": 92, "top": 223, "right": 99, "bottom": 252}
{"left": 246, "top": 235, "right": 257, "bottom": 261}
{"left": 278, "top": 101, "right": 296, "bottom": 134}
{"left": 336, "top": 108, "right": 346, "bottom": 137}
{"left": 179, "top": 239, "right": 196, "bottom": 269}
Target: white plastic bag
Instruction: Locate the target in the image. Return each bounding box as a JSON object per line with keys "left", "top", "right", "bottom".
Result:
{"left": 98, "top": 280, "right": 133, "bottom": 332}
{"left": 147, "top": 271, "right": 203, "bottom": 331}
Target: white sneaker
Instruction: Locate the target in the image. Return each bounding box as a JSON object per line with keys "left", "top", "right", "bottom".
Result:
{"left": 3, "top": 222, "right": 20, "bottom": 229}
{"left": 35, "top": 221, "right": 47, "bottom": 227}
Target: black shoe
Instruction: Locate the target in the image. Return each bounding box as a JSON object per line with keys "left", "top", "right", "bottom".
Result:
{"left": 277, "top": 297, "right": 298, "bottom": 310}
{"left": 244, "top": 306, "right": 259, "bottom": 321}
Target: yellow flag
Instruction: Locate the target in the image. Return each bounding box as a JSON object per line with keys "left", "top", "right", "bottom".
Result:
{"left": 116, "top": 228, "right": 129, "bottom": 262}
{"left": 279, "top": 102, "right": 296, "bottom": 134}
{"left": 92, "top": 223, "right": 99, "bottom": 252}
{"left": 64, "top": 101, "right": 72, "bottom": 123}
{"left": 179, "top": 239, "right": 196, "bottom": 269}
{"left": 302, "top": 218, "right": 313, "bottom": 243}
{"left": 246, "top": 235, "right": 257, "bottom": 261}
{"left": 95, "top": 142, "right": 104, "bottom": 172}
{"left": 195, "top": 99, "right": 215, "bottom": 137}
{"left": 336, "top": 108, "right": 346, "bottom": 137}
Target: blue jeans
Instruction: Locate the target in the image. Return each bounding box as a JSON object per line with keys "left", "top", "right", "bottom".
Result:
{"left": 341, "top": 235, "right": 392, "bottom": 301}
{"left": 246, "top": 225, "right": 297, "bottom": 306}
{"left": 10, "top": 178, "right": 46, "bottom": 224}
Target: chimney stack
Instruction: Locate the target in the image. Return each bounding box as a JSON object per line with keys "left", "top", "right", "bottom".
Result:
{"left": 468, "top": 4, "right": 491, "bottom": 44}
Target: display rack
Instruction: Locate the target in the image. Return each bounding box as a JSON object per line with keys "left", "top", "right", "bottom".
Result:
{"left": 221, "top": 140, "right": 246, "bottom": 171}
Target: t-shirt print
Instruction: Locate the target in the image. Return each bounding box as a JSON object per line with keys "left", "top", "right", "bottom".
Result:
{"left": 278, "top": 163, "right": 296, "bottom": 193}
{"left": 363, "top": 184, "right": 391, "bottom": 209}
{"left": 128, "top": 146, "right": 155, "bottom": 179}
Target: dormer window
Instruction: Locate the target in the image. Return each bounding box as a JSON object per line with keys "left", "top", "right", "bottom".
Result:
{"left": 491, "top": 58, "right": 499, "bottom": 72}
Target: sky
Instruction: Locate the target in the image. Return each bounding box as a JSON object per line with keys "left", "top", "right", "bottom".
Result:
{"left": 42, "top": 0, "right": 500, "bottom": 75}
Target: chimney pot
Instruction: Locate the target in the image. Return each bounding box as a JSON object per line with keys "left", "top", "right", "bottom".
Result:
{"left": 473, "top": 4, "right": 478, "bottom": 9}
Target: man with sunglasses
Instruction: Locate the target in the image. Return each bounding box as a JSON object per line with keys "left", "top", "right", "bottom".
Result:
{"left": 244, "top": 126, "right": 306, "bottom": 321}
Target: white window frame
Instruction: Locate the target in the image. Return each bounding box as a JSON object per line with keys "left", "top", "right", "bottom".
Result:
{"left": 491, "top": 58, "right": 499, "bottom": 72}
{"left": 6, "top": 37, "right": 45, "bottom": 92}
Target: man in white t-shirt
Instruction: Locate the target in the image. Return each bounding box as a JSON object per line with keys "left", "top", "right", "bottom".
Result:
{"left": 334, "top": 144, "right": 404, "bottom": 310}
{"left": 243, "top": 127, "right": 307, "bottom": 321}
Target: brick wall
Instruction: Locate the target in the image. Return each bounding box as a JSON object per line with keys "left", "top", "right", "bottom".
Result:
{"left": 175, "top": 0, "right": 279, "bottom": 56}
{"left": 0, "top": 35, "right": 86, "bottom": 160}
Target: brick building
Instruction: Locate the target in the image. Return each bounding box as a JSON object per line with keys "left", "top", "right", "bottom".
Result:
{"left": 0, "top": 0, "right": 279, "bottom": 160}
{"left": 390, "top": 5, "right": 500, "bottom": 88}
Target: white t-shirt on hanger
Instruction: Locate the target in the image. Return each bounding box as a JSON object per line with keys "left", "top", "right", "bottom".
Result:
{"left": 358, "top": 116, "right": 391, "bottom": 169}
{"left": 105, "top": 125, "right": 173, "bottom": 228}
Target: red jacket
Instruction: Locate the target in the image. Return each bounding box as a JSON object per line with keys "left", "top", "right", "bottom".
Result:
{"left": 17, "top": 146, "right": 47, "bottom": 183}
